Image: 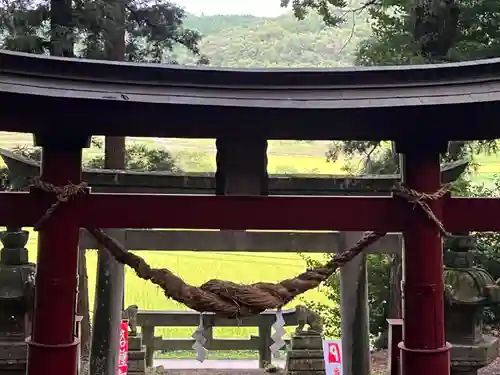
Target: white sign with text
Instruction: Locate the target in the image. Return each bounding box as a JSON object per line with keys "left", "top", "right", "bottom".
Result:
{"left": 322, "top": 339, "right": 343, "bottom": 375}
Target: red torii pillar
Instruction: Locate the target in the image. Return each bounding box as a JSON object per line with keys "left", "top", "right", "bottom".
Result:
{"left": 396, "top": 139, "right": 451, "bottom": 375}
{"left": 3, "top": 135, "right": 484, "bottom": 375}
{"left": 26, "top": 135, "right": 91, "bottom": 375}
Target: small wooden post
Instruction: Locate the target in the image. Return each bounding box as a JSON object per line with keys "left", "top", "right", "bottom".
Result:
{"left": 141, "top": 326, "right": 155, "bottom": 368}
{"left": 387, "top": 318, "right": 403, "bottom": 375}
{"left": 90, "top": 229, "right": 126, "bottom": 375}
{"left": 340, "top": 232, "right": 371, "bottom": 375}
{"left": 75, "top": 315, "right": 83, "bottom": 375}
{"left": 258, "top": 318, "right": 273, "bottom": 368}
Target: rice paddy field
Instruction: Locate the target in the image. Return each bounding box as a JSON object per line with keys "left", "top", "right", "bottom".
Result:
{"left": 1, "top": 132, "right": 499, "bottom": 358}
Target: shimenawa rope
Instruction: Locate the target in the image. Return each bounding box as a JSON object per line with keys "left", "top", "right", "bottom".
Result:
{"left": 30, "top": 178, "right": 448, "bottom": 318}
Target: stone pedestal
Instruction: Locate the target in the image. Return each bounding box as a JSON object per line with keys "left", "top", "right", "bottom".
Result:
{"left": 0, "top": 341, "right": 26, "bottom": 375}
{"left": 0, "top": 229, "right": 35, "bottom": 375}
{"left": 286, "top": 332, "right": 325, "bottom": 375}
{"left": 444, "top": 234, "right": 500, "bottom": 375}
{"left": 127, "top": 334, "right": 146, "bottom": 375}
{"left": 450, "top": 335, "right": 499, "bottom": 375}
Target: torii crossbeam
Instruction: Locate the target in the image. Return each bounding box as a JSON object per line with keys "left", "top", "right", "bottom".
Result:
{"left": 1, "top": 184, "right": 499, "bottom": 232}
{"left": 2, "top": 49, "right": 500, "bottom": 375}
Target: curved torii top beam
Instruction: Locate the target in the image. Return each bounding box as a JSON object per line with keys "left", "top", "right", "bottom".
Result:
{"left": 0, "top": 50, "right": 498, "bottom": 140}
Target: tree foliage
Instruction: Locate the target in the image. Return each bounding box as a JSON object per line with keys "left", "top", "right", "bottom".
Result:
{"left": 283, "top": 0, "right": 500, "bottom": 64}
{"left": 175, "top": 12, "right": 371, "bottom": 67}
{"left": 299, "top": 255, "right": 342, "bottom": 338}
{"left": 280, "top": 0, "right": 460, "bottom": 62}
{"left": 0, "top": 4, "right": 371, "bottom": 68}
{"left": 0, "top": 0, "right": 208, "bottom": 63}
{"left": 8, "top": 138, "right": 180, "bottom": 172}
{"left": 86, "top": 138, "right": 180, "bottom": 171}
{"left": 300, "top": 251, "right": 393, "bottom": 339}
{"left": 355, "top": 0, "right": 500, "bottom": 66}
{"left": 0, "top": 137, "right": 180, "bottom": 190}
{"left": 327, "top": 140, "right": 500, "bottom": 175}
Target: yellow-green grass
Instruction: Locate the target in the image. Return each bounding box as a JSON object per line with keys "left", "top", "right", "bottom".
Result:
{"left": 175, "top": 152, "right": 345, "bottom": 174}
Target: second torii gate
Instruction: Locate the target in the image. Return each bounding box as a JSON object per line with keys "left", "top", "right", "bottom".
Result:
{"left": 0, "top": 50, "right": 499, "bottom": 375}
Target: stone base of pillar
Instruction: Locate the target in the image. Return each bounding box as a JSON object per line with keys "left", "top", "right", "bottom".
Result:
{"left": 0, "top": 340, "right": 26, "bottom": 374}
{"left": 451, "top": 334, "right": 499, "bottom": 375}
{"left": 127, "top": 334, "right": 146, "bottom": 375}
{"left": 285, "top": 332, "right": 324, "bottom": 375}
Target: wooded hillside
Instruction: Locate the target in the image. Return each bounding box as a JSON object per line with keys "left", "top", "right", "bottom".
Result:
{"left": 174, "top": 12, "right": 372, "bottom": 67}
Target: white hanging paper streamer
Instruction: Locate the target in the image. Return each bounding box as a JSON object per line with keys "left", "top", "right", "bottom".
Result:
{"left": 269, "top": 309, "right": 286, "bottom": 358}
{"left": 191, "top": 314, "right": 208, "bottom": 362}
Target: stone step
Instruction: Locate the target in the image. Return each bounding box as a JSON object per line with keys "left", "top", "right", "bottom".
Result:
{"left": 0, "top": 342, "right": 27, "bottom": 361}
{"left": 287, "top": 358, "right": 325, "bottom": 371}
{"left": 128, "top": 349, "right": 146, "bottom": 360}
{"left": 287, "top": 349, "right": 323, "bottom": 359}
{"left": 128, "top": 335, "right": 143, "bottom": 351}
{"left": 287, "top": 371, "right": 326, "bottom": 375}
{"left": 290, "top": 335, "right": 323, "bottom": 350}
{"left": 128, "top": 362, "right": 146, "bottom": 373}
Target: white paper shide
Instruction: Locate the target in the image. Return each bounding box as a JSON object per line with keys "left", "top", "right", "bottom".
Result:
{"left": 192, "top": 315, "right": 208, "bottom": 362}
{"left": 269, "top": 309, "right": 286, "bottom": 358}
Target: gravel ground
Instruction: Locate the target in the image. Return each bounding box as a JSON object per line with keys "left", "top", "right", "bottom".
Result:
{"left": 371, "top": 349, "right": 500, "bottom": 375}
{"left": 147, "top": 366, "right": 282, "bottom": 375}
{"left": 155, "top": 371, "right": 278, "bottom": 375}
{"left": 146, "top": 349, "right": 500, "bottom": 375}
{"left": 482, "top": 357, "right": 500, "bottom": 375}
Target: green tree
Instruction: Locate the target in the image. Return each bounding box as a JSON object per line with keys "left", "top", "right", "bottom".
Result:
{"left": 354, "top": 0, "right": 500, "bottom": 66}
{"left": 280, "top": 0, "right": 459, "bottom": 63}
{"left": 282, "top": 0, "right": 500, "bottom": 64}
{"left": 86, "top": 138, "right": 181, "bottom": 171}
{"left": 0, "top": 0, "right": 208, "bottom": 63}
{"left": 8, "top": 139, "right": 180, "bottom": 172}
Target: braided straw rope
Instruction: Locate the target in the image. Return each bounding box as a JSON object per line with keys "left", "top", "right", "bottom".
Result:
{"left": 30, "top": 178, "right": 448, "bottom": 318}
{"left": 392, "top": 183, "right": 450, "bottom": 237}
{"left": 32, "top": 179, "right": 89, "bottom": 231}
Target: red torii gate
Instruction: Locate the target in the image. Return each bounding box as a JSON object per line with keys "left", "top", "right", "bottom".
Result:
{"left": 1, "top": 50, "right": 500, "bottom": 375}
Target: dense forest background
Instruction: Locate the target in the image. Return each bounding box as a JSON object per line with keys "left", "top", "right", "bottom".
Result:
{"left": 173, "top": 11, "right": 371, "bottom": 67}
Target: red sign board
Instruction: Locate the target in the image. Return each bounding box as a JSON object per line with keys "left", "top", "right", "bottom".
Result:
{"left": 328, "top": 342, "right": 342, "bottom": 364}
{"left": 323, "top": 339, "right": 343, "bottom": 375}
{"left": 117, "top": 320, "right": 129, "bottom": 375}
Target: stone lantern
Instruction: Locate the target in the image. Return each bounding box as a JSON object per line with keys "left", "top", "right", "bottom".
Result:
{"left": 443, "top": 233, "right": 500, "bottom": 375}
{"left": 0, "top": 226, "right": 35, "bottom": 374}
